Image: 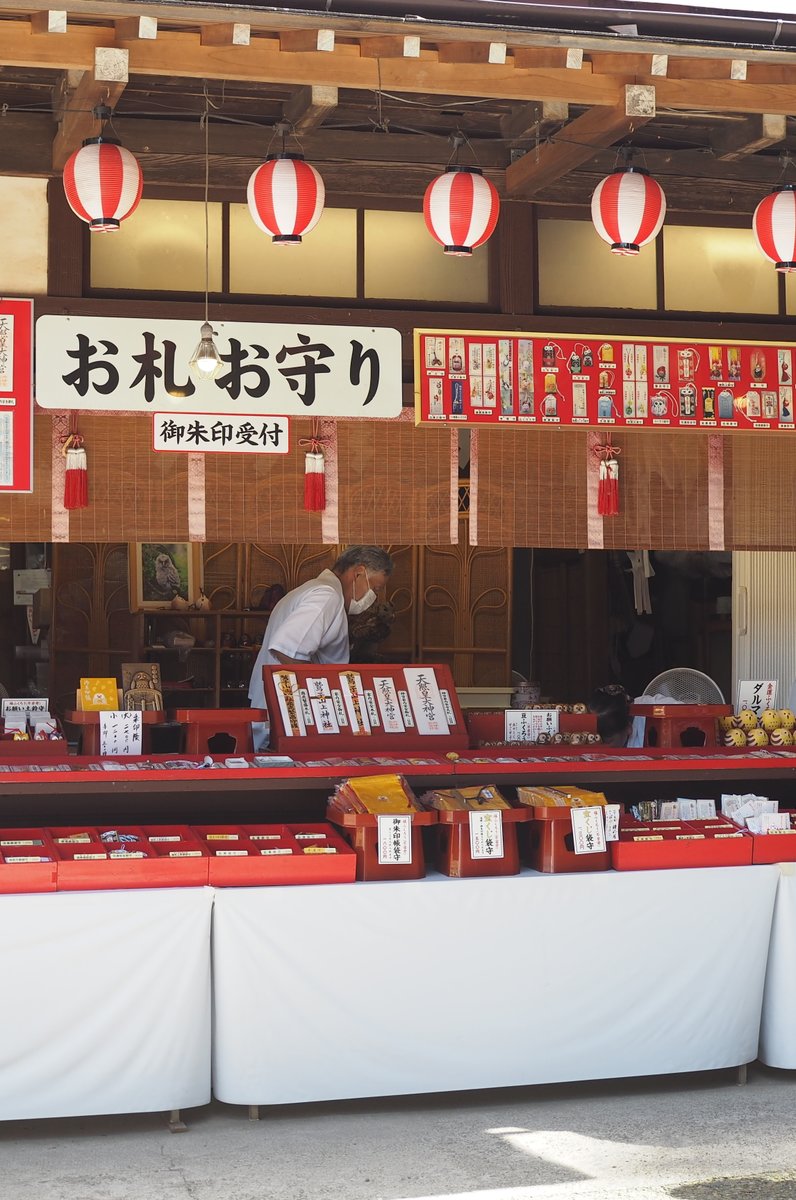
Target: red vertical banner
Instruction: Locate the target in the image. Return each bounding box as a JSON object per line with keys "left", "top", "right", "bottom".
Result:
{"left": 0, "top": 299, "right": 34, "bottom": 493}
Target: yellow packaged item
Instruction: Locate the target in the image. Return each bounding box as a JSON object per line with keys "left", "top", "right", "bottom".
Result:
{"left": 342, "top": 773, "right": 419, "bottom": 814}
{"left": 424, "top": 785, "right": 510, "bottom": 812}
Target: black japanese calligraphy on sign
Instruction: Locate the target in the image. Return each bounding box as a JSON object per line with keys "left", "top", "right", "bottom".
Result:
{"left": 42, "top": 317, "right": 403, "bottom": 416}
{"left": 153, "top": 413, "right": 289, "bottom": 455}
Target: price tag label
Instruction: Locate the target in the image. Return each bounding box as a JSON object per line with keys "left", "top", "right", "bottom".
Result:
{"left": 570, "top": 806, "right": 607, "bottom": 855}
{"left": 469, "top": 810, "right": 504, "bottom": 859}
{"left": 377, "top": 813, "right": 413, "bottom": 865}
{"left": 603, "top": 804, "right": 621, "bottom": 843}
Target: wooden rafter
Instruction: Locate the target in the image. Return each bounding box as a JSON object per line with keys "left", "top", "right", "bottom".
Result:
{"left": 283, "top": 85, "right": 338, "bottom": 134}
{"left": 52, "top": 61, "right": 127, "bottom": 170}
{"left": 506, "top": 92, "right": 653, "bottom": 198}
{"left": 713, "top": 114, "right": 787, "bottom": 162}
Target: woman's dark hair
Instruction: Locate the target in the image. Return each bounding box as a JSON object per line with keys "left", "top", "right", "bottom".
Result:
{"left": 589, "top": 684, "right": 630, "bottom": 744}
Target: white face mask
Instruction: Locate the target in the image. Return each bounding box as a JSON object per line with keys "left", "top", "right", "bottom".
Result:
{"left": 348, "top": 571, "right": 377, "bottom": 616}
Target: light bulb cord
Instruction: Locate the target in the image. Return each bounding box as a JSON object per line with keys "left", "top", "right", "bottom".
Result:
{"left": 202, "top": 85, "right": 210, "bottom": 325}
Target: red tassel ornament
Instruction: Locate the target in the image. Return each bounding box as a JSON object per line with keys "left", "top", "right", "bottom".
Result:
{"left": 300, "top": 420, "right": 327, "bottom": 512}
{"left": 594, "top": 441, "right": 620, "bottom": 517}
{"left": 303, "top": 449, "right": 326, "bottom": 512}
{"left": 63, "top": 429, "right": 89, "bottom": 511}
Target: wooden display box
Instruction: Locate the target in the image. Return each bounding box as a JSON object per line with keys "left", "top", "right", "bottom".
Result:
{"left": 525, "top": 806, "right": 611, "bottom": 874}
{"left": 262, "top": 663, "right": 469, "bottom": 755}
{"left": 629, "top": 704, "right": 731, "bottom": 749}
{"left": 192, "top": 821, "right": 355, "bottom": 885}
{"left": 0, "top": 828, "right": 57, "bottom": 893}
{"left": 612, "top": 818, "right": 752, "bottom": 870}
{"left": 749, "top": 813, "right": 796, "bottom": 863}
{"left": 0, "top": 719, "right": 66, "bottom": 757}
{"left": 174, "top": 708, "right": 267, "bottom": 756}
{"left": 434, "top": 807, "right": 529, "bottom": 878}
{"left": 465, "top": 710, "right": 598, "bottom": 748}
{"left": 47, "top": 824, "right": 209, "bottom": 889}
{"left": 327, "top": 805, "right": 436, "bottom": 882}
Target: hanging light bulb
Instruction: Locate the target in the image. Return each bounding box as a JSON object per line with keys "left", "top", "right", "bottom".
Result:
{"left": 190, "top": 320, "right": 222, "bottom": 379}
{"left": 190, "top": 90, "right": 222, "bottom": 382}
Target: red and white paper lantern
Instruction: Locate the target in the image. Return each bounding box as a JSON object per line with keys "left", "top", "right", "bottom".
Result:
{"left": 591, "top": 166, "right": 666, "bottom": 256}
{"left": 753, "top": 184, "right": 796, "bottom": 273}
{"left": 423, "top": 166, "right": 500, "bottom": 256}
{"left": 247, "top": 154, "right": 325, "bottom": 245}
{"left": 63, "top": 138, "right": 143, "bottom": 232}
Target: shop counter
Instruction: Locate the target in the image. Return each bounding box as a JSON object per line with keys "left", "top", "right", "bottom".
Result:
{"left": 0, "top": 887, "right": 212, "bottom": 1121}
{"left": 211, "top": 865, "right": 778, "bottom": 1107}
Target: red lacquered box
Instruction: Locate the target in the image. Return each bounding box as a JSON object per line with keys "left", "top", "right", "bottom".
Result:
{"left": 0, "top": 828, "right": 57, "bottom": 893}
{"left": 611, "top": 820, "right": 753, "bottom": 870}
{"left": 327, "top": 805, "right": 436, "bottom": 881}
{"left": 245, "top": 822, "right": 356, "bottom": 885}
{"left": 747, "top": 813, "right": 796, "bottom": 863}
{"left": 175, "top": 708, "right": 266, "bottom": 756}
{"left": 434, "top": 807, "right": 529, "bottom": 878}
{"left": 525, "top": 806, "right": 611, "bottom": 873}
{"left": 145, "top": 839, "right": 209, "bottom": 887}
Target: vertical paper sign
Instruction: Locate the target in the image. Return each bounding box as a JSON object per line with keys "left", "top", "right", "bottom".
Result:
{"left": 306, "top": 677, "right": 340, "bottom": 734}
{"left": 603, "top": 804, "right": 621, "bottom": 843}
{"left": 570, "top": 806, "right": 607, "bottom": 855}
{"left": 374, "top": 676, "right": 405, "bottom": 734}
{"left": 274, "top": 670, "right": 306, "bottom": 736}
{"left": 99, "top": 710, "right": 143, "bottom": 756}
{"left": 0, "top": 300, "right": 33, "bottom": 493}
{"left": 469, "top": 810, "right": 505, "bottom": 859}
{"left": 737, "top": 680, "right": 778, "bottom": 715}
{"left": 403, "top": 667, "right": 447, "bottom": 735}
{"left": 377, "top": 813, "right": 413, "bottom": 865}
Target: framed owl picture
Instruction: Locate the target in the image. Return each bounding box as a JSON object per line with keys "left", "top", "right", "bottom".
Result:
{"left": 129, "top": 543, "right": 203, "bottom": 610}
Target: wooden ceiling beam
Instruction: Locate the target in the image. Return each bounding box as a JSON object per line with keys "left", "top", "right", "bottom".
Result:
{"left": 3, "top": 0, "right": 796, "bottom": 66}
{"left": 52, "top": 52, "right": 127, "bottom": 170}
{"left": 712, "top": 113, "right": 787, "bottom": 161}
{"left": 506, "top": 87, "right": 654, "bottom": 198}
{"left": 0, "top": 21, "right": 624, "bottom": 105}
{"left": 283, "top": 85, "right": 338, "bottom": 134}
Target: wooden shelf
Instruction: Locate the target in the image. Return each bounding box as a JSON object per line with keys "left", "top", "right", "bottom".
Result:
{"left": 136, "top": 609, "right": 270, "bottom": 707}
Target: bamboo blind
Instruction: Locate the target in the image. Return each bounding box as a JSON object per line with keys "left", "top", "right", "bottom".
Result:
{"left": 473, "top": 428, "right": 590, "bottom": 548}
{"left": 0, "top": 411, "right": 52, "bottom": 541}
{"left": 68, "top": 414, "right": 190, "bottom": 542}
{"left": 601, "top": 430, "right": 711, "bottom": 552}
{"left": 204, "top": 418, "right": 323, "bottom": 543}
{"left": 336, "top": 418, "right": 455, "bottom": 545}
{"left": 727, "top": 434, "right": 796, "bottom": 549}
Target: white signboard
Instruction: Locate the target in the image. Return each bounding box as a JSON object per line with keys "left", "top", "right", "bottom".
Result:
{"left": 35, "top": 316, "right": 403, "bottom": 417}
{"left": 2, "top": 697, "right": 49, "bottom": 716}
{"left": 469, "top": 810, "right": 504, "bottom": 859}
{"left": 99, "top": 710, "right": 143, "bottom": 756}
{"left": 504, "top": 708, "right": 559, "bottom": 743}
{"left": 571, "top": 807, "right": 607, "bottom": 855}
{"left": 153, "top": 412, "right": 289, "bottom": 453}
{"left": 737, "top": 680, "right": 778, "bottom": 715}
{"left": 377, "top": 814, "right": 413, "bottom": 865}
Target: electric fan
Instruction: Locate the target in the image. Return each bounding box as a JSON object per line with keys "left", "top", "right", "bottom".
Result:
{"left": 642, "top": 668, "right": 725, "bottom": 705}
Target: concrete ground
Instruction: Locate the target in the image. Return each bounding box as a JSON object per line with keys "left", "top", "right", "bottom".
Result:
{"left": 3, "top": 1066, "right": 796, "bottom": 1200}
